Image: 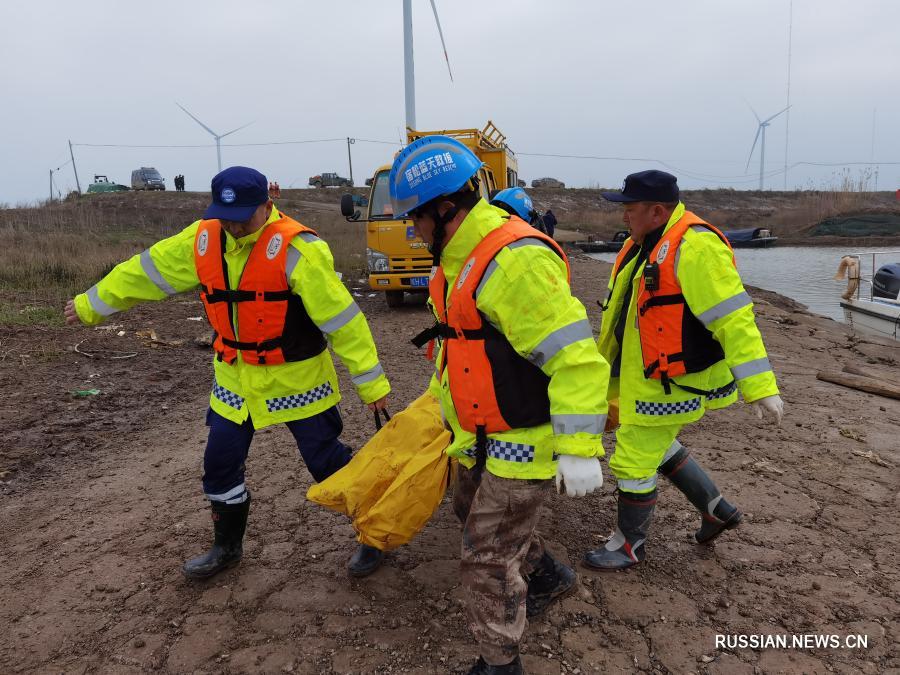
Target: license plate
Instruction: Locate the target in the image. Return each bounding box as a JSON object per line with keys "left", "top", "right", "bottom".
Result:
{"left": 410, "top": 276, "right": 429, "bottom": 287}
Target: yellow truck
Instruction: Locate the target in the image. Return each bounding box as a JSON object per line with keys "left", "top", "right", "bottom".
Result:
{"left": 341, "top": 121, "right": 518, "bottom": 307}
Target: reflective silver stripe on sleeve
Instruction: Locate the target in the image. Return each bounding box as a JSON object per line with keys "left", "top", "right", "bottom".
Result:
{"left": 318, "top": 303, "right": 361, "bottom": 334}
{"left": 618, "top": 476, "right": 658, "bottom": 492}
{"left": 87, "top": 285, "right": 119, "bottom": 317}
{"left": 696, "top": 291, "right": 752, "bottom": 326}
{"left": 298, "top": 232, "right": 320, "bottom": 244}
{"left": 475, "top": 259, "right": 501, "bottom": 298}
{"left": 285, "top": 246, "right": 302, "bottom": 280}
{"left": 529, "top": 319, "right": 593, "bottom": 368}
{"left": 351, "top": 363, "right": 385, "bottom": 386}
{"left": 731, "top": 357, "right": 772, "bottom": 380}
{"left": 552, "top": 413, "right": 607, "bottom": 435}
{"left": 139, "top": 249, "right": 177, "bottom": 296}
{"left": 507, "top": 237, "right": 549, "bottom": 250}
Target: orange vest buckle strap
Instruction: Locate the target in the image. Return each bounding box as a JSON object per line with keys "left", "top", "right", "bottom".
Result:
{"left": 194, "top": 217, "right": 327, "bottom": 366}
{"left": 427, "top": 216, "right": 569, "bottom": 439}
{"left": 615, "top": 211, "right": 734, "bottom": 394}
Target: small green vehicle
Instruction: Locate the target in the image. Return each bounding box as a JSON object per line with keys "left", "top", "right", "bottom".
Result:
{"left": 86, "top": 175, "right": 130, "bottom": 194}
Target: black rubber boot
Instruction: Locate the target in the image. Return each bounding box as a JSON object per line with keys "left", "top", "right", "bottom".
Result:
{"left": 347, "top": 543, "right": 384, "bottom": 578}
{"left": 660, "top": 445, "right": 742, "bottom": 543}
{"left": 182, "top": 494, "right": 250, "bottom": 580}
{"left": 525, "top": 552, "right": 576, "bottom": 619}
{"left": 467, "top": 655, "right": 523, "bottom": 675}
{"left": 583, "top": 490, "right": 656, "bottom": 571}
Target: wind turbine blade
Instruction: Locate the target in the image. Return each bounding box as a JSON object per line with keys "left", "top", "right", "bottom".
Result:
{"left": 745, "top": 125, "right": 762, "bottom": 172}
{"left": 219, "top": 121, "right": 254, "bottom": 139}
{"left": 176, "top": 102, "right": 218, "bottom": 137}
{"left": 743, "top": 98, "right": 761, "bottom": 123}
{"left": 763, "top": 105, "right": 791, "bottom": 124}
{"left": 429, "top": 0, "right": 454, "bottom": 82}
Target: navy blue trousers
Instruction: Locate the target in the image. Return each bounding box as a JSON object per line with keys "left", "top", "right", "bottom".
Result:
{"left": 202, "top": 405, "right": 352, "bottom": 503}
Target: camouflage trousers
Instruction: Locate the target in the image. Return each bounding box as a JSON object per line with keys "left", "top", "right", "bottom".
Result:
{"left": 453, "top": 464, "right": 551, "bottom": 666}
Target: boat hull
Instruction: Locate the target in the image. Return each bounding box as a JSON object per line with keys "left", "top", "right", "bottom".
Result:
{"left": 841, "top": 299, "right": 900, "bottom": 341}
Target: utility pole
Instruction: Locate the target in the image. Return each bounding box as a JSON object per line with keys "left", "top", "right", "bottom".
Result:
{"left": 68, "top": 140, "right": 82, "bottom": 194}
{"left": 49, "top": 169, "right": 53, "bottom": 203}
{"left": 403, "top": 0, "right": 416, "bottom": 131}
{"left": 346, "top": 137, "right": 355, "bottom": 186}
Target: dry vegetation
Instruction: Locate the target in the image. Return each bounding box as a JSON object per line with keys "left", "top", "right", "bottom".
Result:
{"left": 0, "top": 190, "right": 365, "bottom": 325}
{"left": 1, "top": 183, "right": 897, "bottom": 325}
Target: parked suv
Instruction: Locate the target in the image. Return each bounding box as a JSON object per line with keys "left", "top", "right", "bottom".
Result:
{"left": 309, "top": 172, "right": 352, "bottom": 188}
{"left": 531, "top": 177, "right": 565, "bottom": 189}
{"left": 131, "top": 167, "right": 166, "bottom": 191}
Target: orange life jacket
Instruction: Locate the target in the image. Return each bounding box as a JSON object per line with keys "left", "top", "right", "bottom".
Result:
{"left": 610, "top": 211, "right": 733, "bottom": 393}
{"left": 424, "top": 216, "right": 569, "bottom": 437}
{"left": 194, "top": 216, "right": 326, "bottom": 366}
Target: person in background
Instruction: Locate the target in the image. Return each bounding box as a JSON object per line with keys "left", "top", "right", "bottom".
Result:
{"left": 490, "top": 187, "right": 547, "bottom": 234}
{"left": 542, "top": 209, "right": 557, "bottom": 239}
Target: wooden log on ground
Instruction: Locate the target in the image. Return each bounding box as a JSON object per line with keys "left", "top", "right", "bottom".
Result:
{"left": 841, "top": 363, "right": 899, "bottom": 385}
{"left": 817, "top": 370, "right": 900, "bottom": 400}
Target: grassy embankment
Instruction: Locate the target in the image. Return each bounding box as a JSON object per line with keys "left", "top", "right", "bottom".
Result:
{"left": 535, "top": 185, "right": 899, "bottom": 242}
{"left": 0, "top": 190, "right": 365, "bottom": 326}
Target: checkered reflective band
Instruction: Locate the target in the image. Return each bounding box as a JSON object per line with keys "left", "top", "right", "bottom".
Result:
{"left": 635, "top": 397, "right": 702, "bottom": 416}
{"left": 706, "top": 381, "right": 737, "bottom": 401}
{"left": 212, "top": 383, "right": 245, "bottom": 410}
{"left": 487, "top": 439, "right": 536, "bottom": 463}
{"left": 266, "top": 382, "right": 334, "bottom": 413}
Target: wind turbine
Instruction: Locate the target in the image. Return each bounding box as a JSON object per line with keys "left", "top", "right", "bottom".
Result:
{"left": 745, "top": 104, "right": 790, "bottom": 190}
{"left": 403, "top": 0, "right": 454, "bottom": 131}
{"left": 176, "top": 102, "right": 253, "bottom": 172}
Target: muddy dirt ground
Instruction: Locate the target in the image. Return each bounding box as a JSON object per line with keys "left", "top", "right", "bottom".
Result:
{"left": 1, "top": 254, "right": 899, "bottom": 674}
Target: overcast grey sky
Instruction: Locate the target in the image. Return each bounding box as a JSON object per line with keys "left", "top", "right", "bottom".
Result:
{"left": 1, "top": 0, "right": 898, "bottom": 205}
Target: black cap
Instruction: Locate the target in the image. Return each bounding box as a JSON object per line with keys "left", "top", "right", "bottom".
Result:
{"left": 205, "top": 166, "right": 269, "bottom": 222}
{"left": 601, "top": 170, "right": 679, "bottom": 203}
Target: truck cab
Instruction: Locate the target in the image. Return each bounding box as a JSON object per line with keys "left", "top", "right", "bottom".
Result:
{"left": 345, "top": 121, "right": 517, "bottom": 308}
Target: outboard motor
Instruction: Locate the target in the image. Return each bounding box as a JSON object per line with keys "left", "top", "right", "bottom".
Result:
{"left": 873, "top": 262, "right": 900, "bottom": 299}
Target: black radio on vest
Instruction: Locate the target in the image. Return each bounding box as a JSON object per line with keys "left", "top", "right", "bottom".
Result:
{"left": 643, "top": 261, "right": 660, "bottom": 291}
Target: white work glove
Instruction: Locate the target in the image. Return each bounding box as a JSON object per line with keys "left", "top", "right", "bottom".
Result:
{"left": 555, "top": 455, "right": 603, "bottom": 497}
{"left": 752, "top": 394, "right": 784, "bottom": 426}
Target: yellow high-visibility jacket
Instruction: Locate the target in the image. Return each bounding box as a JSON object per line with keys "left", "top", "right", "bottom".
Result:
{"left": 428, "top": 200, "right": 610, "bottom": 480}
{"left": 597, "top": 202, "right": 779, "bottom": 426}
{"left": 74, "top": 206, "right": 390, "bottom": 428}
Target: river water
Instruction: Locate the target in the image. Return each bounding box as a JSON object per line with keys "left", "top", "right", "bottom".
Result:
{"left": 588, "top": 245, "right": 900, "bottom": 321}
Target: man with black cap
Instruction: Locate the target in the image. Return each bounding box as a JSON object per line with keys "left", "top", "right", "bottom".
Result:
{"left": 65, "top": 165, "right": 391, "bottom": 580}
{"left": 584, "top": 170, "right": 783, "bottom": 570}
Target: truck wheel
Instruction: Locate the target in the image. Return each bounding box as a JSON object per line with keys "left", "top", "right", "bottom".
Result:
{"left": 314, "top": 181, "right": 323, "bottom": 189}
{"left": 385, "top": 291, "right": 404, "bottom": 308}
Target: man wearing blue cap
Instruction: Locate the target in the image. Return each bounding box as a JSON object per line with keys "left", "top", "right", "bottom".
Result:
{"left": 65, "top": 166, "right": 391, "bottom": 580}
{"left": 584, "top": 170, "right": 783, "bottom": 570}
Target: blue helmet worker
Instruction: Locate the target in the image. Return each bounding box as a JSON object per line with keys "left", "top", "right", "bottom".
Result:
{"left": 490, "top": 187, "right": 545, "bottom": 232}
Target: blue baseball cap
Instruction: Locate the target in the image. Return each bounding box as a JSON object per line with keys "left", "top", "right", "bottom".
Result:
{"left": 205, "top": 166, "right": 269, "bottom": 222}
{"left": 601, "top": 170, "right": 679, "bottom": 203}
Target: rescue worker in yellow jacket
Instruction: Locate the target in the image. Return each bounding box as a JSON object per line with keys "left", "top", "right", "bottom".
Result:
{"left": 64, "top": 166, "right": 391, "bottom": 580}
{"left": 391, "top": 137, "right": 610, "bottom": 675}
{"left": 584, "top": 170, "right": 784, "bottom": 571}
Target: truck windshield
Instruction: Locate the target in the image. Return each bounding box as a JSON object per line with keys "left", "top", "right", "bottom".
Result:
{"left": 368, "top": 170, "right": 395, "bottom": 220}
{"left": 144, "top": 170, "right": 161, "bottom": 180}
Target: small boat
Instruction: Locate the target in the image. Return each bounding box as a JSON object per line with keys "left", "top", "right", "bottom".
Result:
{"left": 836, "top": 252, "right": 900, "bottom": 341}
{"left": 575, "top": 230, "right": 629, "bottom": 253}
{"left": 723, "top": 227, "right": 778, "bottom": 248}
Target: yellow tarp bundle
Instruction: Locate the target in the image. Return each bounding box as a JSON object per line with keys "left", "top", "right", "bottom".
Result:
{"left": 306, "top": 392, "right": 452, "bottom": 551}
